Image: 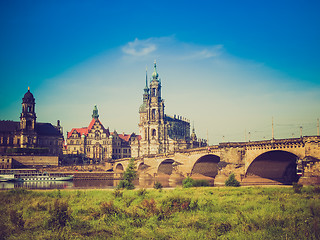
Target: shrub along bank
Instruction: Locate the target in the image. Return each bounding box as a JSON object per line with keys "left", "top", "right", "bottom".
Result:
{"left": 0, "top": 186, "right": 319, "bottom": 239}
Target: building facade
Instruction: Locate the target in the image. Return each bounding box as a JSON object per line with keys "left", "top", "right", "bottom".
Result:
{"left": 131, "top": 62, "right": 207, "bottom": 157}
{"left": 66, "top": 106, "right": 135, "bottom": 162}
{"left": 0, "top": 88, "right": 64, "bottom": 168}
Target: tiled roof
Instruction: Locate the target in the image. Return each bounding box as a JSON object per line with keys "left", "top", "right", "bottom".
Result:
{"left": 118, "top": 134, "right": 131, "bottom": 142}
{"left": 67, "top": 118, "right": 108, "bottom": 138}
{"left": 117, "top": 133, "right": 142, "bottom": 142}
{"left": 36, "top": 123, "right": 62, "bottom": 136}
{"left": 0, "top": 121, "right": 61, "bottom": 137}
{"left": 0, "top": 121, "right": 20, "bottom": 133}
{"left": 67, "top": 127, "right": 89, "bottom": 138}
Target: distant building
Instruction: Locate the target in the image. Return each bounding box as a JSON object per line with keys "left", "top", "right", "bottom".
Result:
{"left": 131, "top": 61, "right": 207, "bottom": 157}
{"left": 66, "top": 106, "right": 136, "bottom": 162}
{"left": 0, "top": 87, "right": 64, "bottom": 168}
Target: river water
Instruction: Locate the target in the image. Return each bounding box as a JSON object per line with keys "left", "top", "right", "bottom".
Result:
{"left": 0, "top": 177, "right": 180, "bottom": 190}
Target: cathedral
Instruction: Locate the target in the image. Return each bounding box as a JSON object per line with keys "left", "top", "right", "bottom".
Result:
{"left": 66, "top": 106, "right": 137, "bottom": 162}
{"left": 130, "top": 61, "right": 207, "bottom": 157}
{"left": 0, "top": 88, "right": 64, "bottom": 168}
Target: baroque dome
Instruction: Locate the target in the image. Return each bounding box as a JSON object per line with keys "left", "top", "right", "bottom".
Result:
{"left": 139, "top": 103, "right": 147, "bottom": 113}
{"left": 22, "top": 87, "right": 35, "bottom": 103}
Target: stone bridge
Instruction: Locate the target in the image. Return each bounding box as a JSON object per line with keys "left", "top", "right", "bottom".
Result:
{"left": 112, "top": 136, "right": 320, "bottom": 185}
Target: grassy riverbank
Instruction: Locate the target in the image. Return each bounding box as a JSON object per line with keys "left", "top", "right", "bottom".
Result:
{"left": 1, "top": 186, "right": 319, "bottom": 239}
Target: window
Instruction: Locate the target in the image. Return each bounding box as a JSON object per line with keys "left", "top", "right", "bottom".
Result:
{"left": 95, "top": 130, "right": 101, "bottom": 140}
{"left": 152, "top": 129, "right": 156, "bottom": 137}
{"left": 152, "top": 109, "right": 156, "bottom": 120}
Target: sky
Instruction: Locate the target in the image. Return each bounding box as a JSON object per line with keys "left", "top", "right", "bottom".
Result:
{"left": 0, "top": 0, "right": 319, "bottom": 144}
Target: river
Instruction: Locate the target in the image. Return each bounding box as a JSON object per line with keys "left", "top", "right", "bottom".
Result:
{"left": 0, "top": 177, "right": 181, "bottom": 190}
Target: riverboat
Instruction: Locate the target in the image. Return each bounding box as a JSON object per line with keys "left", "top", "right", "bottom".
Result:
{"left": 0, "top": 169, "right": 73, "bottom": 182}
{"left": 14, "top": 172, "right": 73, "bottom": 182}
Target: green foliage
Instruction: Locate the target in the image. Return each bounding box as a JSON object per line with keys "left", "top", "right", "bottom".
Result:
{"left": 47, "top": 199, "right": 72, "bottom": 229}
{"left": 225, "top": 173, "right": 240, "bottom": 187}
{"left": 137, "top": 188, "right": 147, "bottom": 196}
{"left": 100, "top": 201, "right": 122, "bottom": 216}
{"left": 292, "top": 182, "right": 303, "bottom": 193}
{"left": 183, "top": 177, "right": 210, "bottom": 188}
{"left": 153, "top": 181, "right": 163, "bottom": 190}
{"left": 117, "top": 158, "right": 137, "bottom": 190}
{"left": 113, "top": 189, "right": 123, "bottom": 198}
{"left": 161, "top": 195, "right": 198, "bottom": 213}
{"left": 9, "top": 209, "right": 24, "bottom": 229}
{"left": 193, "top": 179, "right": 210, "bottom": 187}
{"left": 117, "top": 179, "right": 135, "bottom": 190}
{"left": 0, "top": 186, "right": 320, "bottom": 239}
{"left": 183, "top": 177, "right": 195, "bottom": 188}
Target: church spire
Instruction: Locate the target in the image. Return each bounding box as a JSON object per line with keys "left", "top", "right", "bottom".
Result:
{"left": 152, "top": 60, "right": 159, "bottom": 80}
{"left": 144, "top": 66, "right": 149, "bottom": 94}
{"left": 191, "top": 121, "right": 197, "bottom": 141}
{"left": 92, "top": 105, "right": 99, "bottom": 119}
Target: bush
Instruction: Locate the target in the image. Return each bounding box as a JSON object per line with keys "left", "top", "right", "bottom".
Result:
{"left": 47, "top": 199, "right": 72, "bottom": 229}
{"left": 113, "top": 189, "right": 123, "bottom": 198}
{"left": 193, "top": 179, "right": 210, "bottom": 187}
{"left": 182, "top": 177, "right": 210, "bottom": 188}
{"left": 225, "top": 173, "right": 240, "bottom": 187}
{"left": 154, "top": 181, "right": 163, "bottom": 190}
{"left": 161, "top": 196, "right": 198, "bottom": 213}
{"left": 9, "top": 209, "right": 24, "bottom": 229}
{"left": 183, "top": 177, "right": 195, "bottom": 188}
{"left": 117, "top": 179, "right": 135, "bottom": 190}
{"left": 100, "top": 201, "right": 121, "bottom": 216}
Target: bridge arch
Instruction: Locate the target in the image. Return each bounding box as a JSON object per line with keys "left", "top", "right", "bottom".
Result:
{"left": 114, "top": 163, "right": 124, "bottom": 173}
{"left": 137, "top": 162, "right": 149, "bottom": 172}
{"left": 246, "top": 150, "right": 299, "bottom": 184}
{"left": 191, "top": 154, "right": 220, "bottom": 178}
{"left": 157, "top": 159, "right": 175, "bottom": 175}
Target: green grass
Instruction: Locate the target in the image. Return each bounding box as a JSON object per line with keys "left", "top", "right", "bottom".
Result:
{"left": 0, "top": 186, "right": 319, "bottom": 239}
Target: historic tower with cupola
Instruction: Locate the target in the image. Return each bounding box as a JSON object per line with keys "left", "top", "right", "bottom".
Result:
{"left": 131, "top": 61, "right": 207, "bottom": 158}
{"left": 138, "top": 61, "right": 168, "bottom": 155}
{"left": 20, "top": 87, "right": 37, "bottom": 147}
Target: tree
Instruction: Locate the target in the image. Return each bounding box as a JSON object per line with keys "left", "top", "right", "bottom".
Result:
{"left": 117, "top": 158, "right": 137, "bottom": 190}
{"left": 225, "top": 173, "right": 240, "bottom": 187}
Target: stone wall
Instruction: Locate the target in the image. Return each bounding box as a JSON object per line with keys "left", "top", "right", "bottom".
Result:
{"left": 9, "top": 156, "right": 58, "bottom": 167}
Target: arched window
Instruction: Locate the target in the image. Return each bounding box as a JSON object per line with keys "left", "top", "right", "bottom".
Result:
{"left": 152, "top": 129, "right": 156, "bottom": 137}
{"left": 152, "top": 109, "right": 156, "bottom": 120}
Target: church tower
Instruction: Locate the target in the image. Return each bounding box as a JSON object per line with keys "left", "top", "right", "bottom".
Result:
{"left": 20, "top": 87, "right": 37, "bottom": 147}
{"left": 138, "top": 61, "right": 167, "bottom": 155}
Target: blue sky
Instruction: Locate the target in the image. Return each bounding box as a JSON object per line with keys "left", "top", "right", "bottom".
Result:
{"left": 0, "top": 0, "right": 319, "bottom": 144}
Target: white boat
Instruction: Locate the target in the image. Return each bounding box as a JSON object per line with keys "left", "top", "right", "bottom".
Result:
{"left": 14, "top": 172, "right": 73, "bottom": 182}
{"left": 0, "top": 174, "right": 15, "bottom": 182}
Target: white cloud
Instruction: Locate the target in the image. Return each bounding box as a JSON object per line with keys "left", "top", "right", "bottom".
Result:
{"left": 176, "top": 44, "right": 224, "bottom": 60}
{"left": 122, "top": 38, "right": 157, "bottom": 56}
